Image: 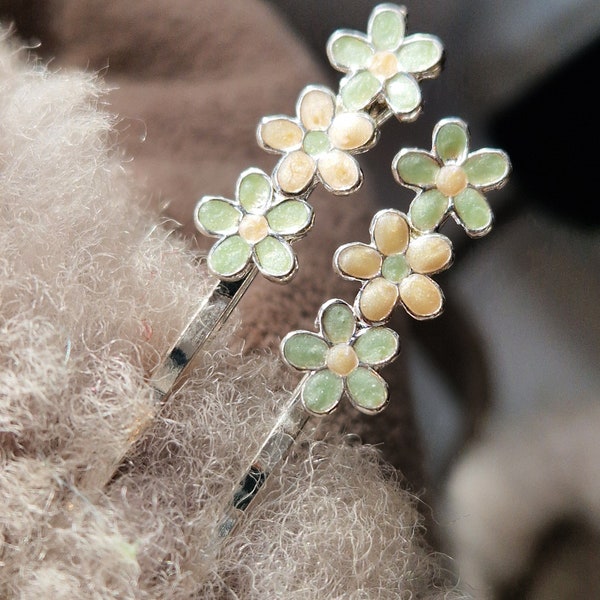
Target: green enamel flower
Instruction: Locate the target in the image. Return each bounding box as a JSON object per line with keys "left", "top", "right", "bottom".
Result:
{"left": 326, "top": 3, "right": 443, "bottom": 121}
{"left": 195, "top": 168, "right": 313, "bottom": 282}
{"left": 392, "top": 117, "right": 512, "bottom": 237}
{"left": 281, "top": 299, "right": 400, "bottom": 416}
{"left": 334, "top": 209, "right": 453, "bottom": 323}
{"left": 257, "top": 85, "right": 378, "bottom": 196}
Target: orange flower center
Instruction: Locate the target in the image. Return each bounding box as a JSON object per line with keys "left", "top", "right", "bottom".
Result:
{"left": 368, "top": 51, "right": 399, "bottom": 80}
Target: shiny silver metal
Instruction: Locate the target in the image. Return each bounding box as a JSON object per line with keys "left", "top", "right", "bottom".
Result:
{"left": 150, "top": 270, "right": 257, "bottom": 400}
{"left": 214, "top": 375, "right": 309, "bottom": 539}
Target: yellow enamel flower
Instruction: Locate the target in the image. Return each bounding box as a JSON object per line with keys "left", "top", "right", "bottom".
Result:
{"left": 257, "top": 85, "right": 378, "bottom": 195}
{"left": 334, "top": 209, "right": 453, "bottom": 322}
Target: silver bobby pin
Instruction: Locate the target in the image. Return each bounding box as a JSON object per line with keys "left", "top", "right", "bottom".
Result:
{"left": 103, "top": 3, "right": 446, "bottom": 487}
{"left": 149, "top": 272, "right": 257, "bottom": 400}
{"left": 213, "top": 118, "right": 511, "bottom": 541}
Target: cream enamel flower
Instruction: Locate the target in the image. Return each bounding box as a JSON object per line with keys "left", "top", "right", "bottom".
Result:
{"left": 326, "top": 3, "right": 443, "bottom": 121}
{"left": 334, "top": 209, "right": 453, "bottom": 322}
{"left": 281, "top": 299, "right": 399, "bottom": 416}
{"left": 194, "top": 168, "right": 313, "bottom": 282}
{"left": 257, "top": 85, "right": 378, "bottom": 195}
{"left": 393, "top": 117, "right": 512, "bottom": 237}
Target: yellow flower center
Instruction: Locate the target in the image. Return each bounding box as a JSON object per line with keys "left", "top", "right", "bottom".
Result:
{"left": 326, "top": 344, "right": 359, "bottom": 377}
{"left": 368, "top": 51, "right": 399, "bottom": 80}
{"left": 238, "top": 214, "right": 269, "bottom": 244}
{"left": 436, "top": 165, "right": 468, "bottom": 197}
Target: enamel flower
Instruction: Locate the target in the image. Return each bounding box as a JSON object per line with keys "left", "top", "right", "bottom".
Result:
{"left": 327, "top": 3, "right": 443, "bottom": 121}
{"left": 334, "top": 209, "right": 452, "bottom": 323}
{"left": 194, "top": 168, "right": 313, "bottom": 282}
{"left": 257, "top": 85, "right": 378, "bottom": 196}
{"left": 393, "top": 117, "right": 511, "bottom": 237}
{"left": 281, "top": 299, "right": 399, "bottom": 416}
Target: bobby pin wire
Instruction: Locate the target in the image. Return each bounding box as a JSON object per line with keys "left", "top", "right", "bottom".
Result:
{"left": 104, "top": 4, "right": 445, "bottom": 487}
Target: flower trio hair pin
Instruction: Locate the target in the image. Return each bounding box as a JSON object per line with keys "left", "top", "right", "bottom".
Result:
{"left": 183, "top": 6, "right": 510, "bottom": 540}
{"left": 105, "top": 2, "right": 510, "bottom": 546}
{"left": 117, "top": 6, "right": 445, "bottom": 459}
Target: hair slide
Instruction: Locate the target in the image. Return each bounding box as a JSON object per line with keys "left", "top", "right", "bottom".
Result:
{"left": 214, "top": 117, "right": 511, "bottom": 538}
{"left": 107, "top": 4, "right": 446, "bottom": 484}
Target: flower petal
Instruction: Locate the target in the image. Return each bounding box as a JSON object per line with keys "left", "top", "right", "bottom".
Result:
{"left": 254, "top": 236, "right": 296, "bottom": 280}
{"left": 318, "top": 150, "right": 361, "bottom": 194}
{"left": 396, "top": 34, "right": 444, "bottom": 77}
{"left": 385, "top": 73, "right": 422, "bottom": 120}
{"left": 208, "top": 235, "right": 251, "bottom": 279}
{"left": 434, "top": 118, "right": 469, "bottom": 164}
{"left": 298, "top": 87, "right": 335, "bottom": 131}
{"left": 195, "top": 197, "right": 241, "bottom": 236}
{"left": 281, "top": 331, "right": 328, "bottom": 370}
{"left": 334, "top": 243, "right": 382, "bottom": 281}
{"left": 454, "top": 188, "right": 493, "bottom": 236}
{"left": 357, "top": 277, "right": 399, "bottom": 324}
{"left": 320, "top": 299, "right": 356, "bottom": 344}
{"left": 340, "top": 70, "right": 381, "bottom": 111}
{"left": 368, "top": 5, "right": 406, "bottom": 51}
{"left": 394, "top": 150, "right": 440, "bottom": 188}
{"left": 463, "top": 150, "right": 511, "bottom": 189}
{"left": 408, "top": 190, "right": 449, "bottom": 232}
{"left": 353, "top": 327, "right": 399, "bottom": 366}
{"left": 258, "top": 117, "right": 303, "bottom": 152}
{"left": 405, "top": 234, "right": 453, "bottom": 274}
{"left": 372, "top": 209, "right": 409, "bottom": 256}
{"left": 237, "top": 169, "right": 272, "bottom": 214}
{"left": 274, "top": 151, "right": 316, "bottom": 195}
{"left": 346, "top": 367, "right": 389, "bottom": 414}
{"left": 266, "top": 199, "right": 313, "bottom": 237}
{"left": 302, "top": 370, "right": 344, "bottom": 415}
{"left": 327, "top": 32, "right": 373, "bottom": 72}
{"left": 399, "top": 273, "right": 444, "bottom": 319}
{"left": 328, "top": 112, "right": 376, "bottom": 152}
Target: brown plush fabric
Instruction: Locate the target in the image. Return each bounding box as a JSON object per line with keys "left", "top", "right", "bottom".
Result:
{"left": 0, "top": 0, "right": 428, "bottom": 498}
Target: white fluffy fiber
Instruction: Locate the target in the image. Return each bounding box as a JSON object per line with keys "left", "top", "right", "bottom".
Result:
{"left": 0, "top": 33, "right": 466, "bottom": 598}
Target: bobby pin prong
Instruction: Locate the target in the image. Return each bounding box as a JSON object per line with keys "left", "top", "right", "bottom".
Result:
{"left": 149, "top": 271, "right": 257, "bottom": 401}
{"left": 81, "top": 271, "right": 257, "bottom": 491}
{"left": 215, "top": 374, "right": 310, "bottom": 539}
